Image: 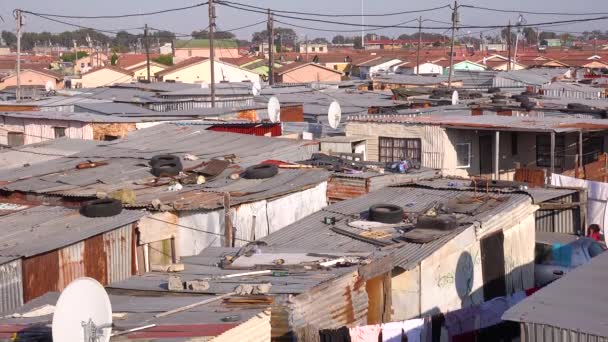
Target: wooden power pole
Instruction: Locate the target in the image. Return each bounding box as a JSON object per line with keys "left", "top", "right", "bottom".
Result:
{"left": 144, "top": 24, "right": 151, "bottom": 82}
{"left": 208, "top": 0, "right": 216, "bottom": 107}
{"left": 268, "top": 9, "right": 275, "bottom": 86}
{"left": 416, "top": 16, "right": 422, "bottom": 75}
{"left": 15, "top": 9, "right": 23, "bottom": 102}
{"left": 507, "top": 21, "right": 512, "bottom": 71}
{"left": 447, "top": 1, "right": 458, "bottom": 88}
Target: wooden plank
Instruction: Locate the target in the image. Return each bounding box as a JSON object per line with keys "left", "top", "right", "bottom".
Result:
{"left": 223, "top": 192, "right": 233, "bottom": 247}
{"left": 538, "top": 203, "right": 581, "bottom": 210}
{"left": 358, "top": 255, "right": 393, "bottom": 280}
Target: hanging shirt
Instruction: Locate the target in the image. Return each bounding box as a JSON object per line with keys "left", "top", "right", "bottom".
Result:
{"left": 349, "top": 325, "right": 381, "bottom": 342}
{"left": 382, "top": 319, "right": 424, "bottom": 342}
{"left": 320, "top": 326, "right": 352, "bottom": 342}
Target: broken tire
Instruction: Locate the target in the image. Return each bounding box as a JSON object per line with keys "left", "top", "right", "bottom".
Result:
{"left": 368, "top": 204, "right": 404, "bottom": 224}
{"left": 150, "top": 154, "right": 181, "bottom": 168}
{"left": 244, "top": 164, "right": 279, "bottom": 179}
{"left": 151, "top": 160, "right": 183, "bottom": 177}
{"left": 81, "top": 198, "right": 123, "bottom": 218}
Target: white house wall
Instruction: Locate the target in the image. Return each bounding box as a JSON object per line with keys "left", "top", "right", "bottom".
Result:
{"left": 177, "top": 182, "right": 328, "bottom": 255}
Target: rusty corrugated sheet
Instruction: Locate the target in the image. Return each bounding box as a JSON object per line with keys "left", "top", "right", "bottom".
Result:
{"left": 328, "top": 177, "right": 367, "bottom": 201}
{"left": 288, "top": 271, "right": 368, "bottom": 341}
{"left": 58, "top": 241, "right": 85, "bottom": 290}
{"left": 22, "top": 250, "right": 59, "bottom": 303}
{"left": 84, "top": 234, "right": 108, "bottom": 285}
{"left": 207, "top": 123, "right": 282, "bottom": 137}
{"left": 0, "top": 259, "right": 23, "bottom": 313}
{"left": 103, "top": 224, "right": 132, "bottom": 284}
{"left": 280, "top": 104, "right": 305, "bottom": 122}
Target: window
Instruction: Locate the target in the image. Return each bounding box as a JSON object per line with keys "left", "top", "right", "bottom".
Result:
{"left": 311, "top": 47, "right": 316, "bottom": 52}
{"left": 583, "top": 136, "right": 604, "bottom": 165}
{"left": 536, "top": 134, "right": 565, "bottom": 168}
{"left": 511, "top": 132, "right": 518, "bottom": 156}
{"left": 455, "top": 143, "right": 471, "bottom": 168}
{"left": 80, "top": 63, "right": 85, "bottom": 68}
{"left": 7, "top": 132, "right": 24, "bottom": 147}
{"left": 319, "top": 46, "right": 324, "bottom": 52}
{"left": 379, "top": 137, "right": 421, "bottom": 163}
{"left": 53, "top": 127, "right": 66, "bottom": 138}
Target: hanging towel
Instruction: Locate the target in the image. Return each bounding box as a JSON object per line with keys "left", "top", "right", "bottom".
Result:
{"left": 382, "top": 319, "right": 424, "bottom": 342}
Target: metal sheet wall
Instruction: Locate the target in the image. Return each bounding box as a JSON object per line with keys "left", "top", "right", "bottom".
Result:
{"left": 0, "top": 259, "right": 23, "bottom": 313}
{"left": 520, "top": 322, "right": 608, "bottom": 342}
{"left": 535, "top": 193, "right": 581, "bottom": 235}
{"left": 22, "top": 250, "right": 59, "bottom": 303}
{"left": 58, "top": 241, "right": 85, "bottom": 290}
{"left": 207, "top": 124, "right": 282, "bottom": 137}
{"left": 103, "top": 224, "right": 133, "bottom": 284}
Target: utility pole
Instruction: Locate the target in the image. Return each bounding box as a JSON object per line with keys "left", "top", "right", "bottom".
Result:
{"left": 507, "top": 21, "right": 512, "bottom": 71}
{"left": 15, "top": 9, "right": 23, "bottom": 102}
{"left": 208, "top": 0, "right": 216, "bottom": 107}
{"left": 73, "top": 40, "right": 77, "bottom": 75}
{"left": 144, "top": 24, "right": 151, "bottom": 82}
{"left": 416, "top": 16, "right": 422, "bottom": 75}
{"left": 267, "top": 8, "right": 275, "bottom": 86}
{"left": 361, "top": 0, "right": 365, "bottom": 50}
{"left": 447, "top": 1, "right": 458, "bottom": 88}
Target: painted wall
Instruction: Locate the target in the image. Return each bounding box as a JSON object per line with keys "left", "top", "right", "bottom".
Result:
{"left": 131, "top": 64, "right": 167, "bottom": 81}
{"left": 277, "top": 65, "right": 342, "bottom": 83}
{"left": 0, "top": 116, "right": 93, "bottom": 145}
{"left": 159, "top": 60, "right": 261, "bottom": 84}
{"left": 75, "top": 54, "right": 108, "bottom": 74}
{"left": 174, "top": 48, "right": 240, "bottom": 61}
{"left": 0, "top": 71, "right": 63, "bottom": 90}
{"left": 79, "top": 68, "right": 132, "bottom": 88}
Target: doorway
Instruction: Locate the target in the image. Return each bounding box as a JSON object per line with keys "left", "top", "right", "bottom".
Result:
{"left": 479, "top": 135, "right": 493, "bottom": 175}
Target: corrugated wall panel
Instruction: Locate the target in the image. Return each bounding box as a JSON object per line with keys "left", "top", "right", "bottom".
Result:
{"left": 534, "top": 193, "right": 581, "bottom": 235}
{"left": 0, "top": 259, "right": 23, "bottom": 313}
{"left": 22, "top": 250, "right": 59, "bottom": 303}
{"left": 521, "top": 322, "right": 608, "bottom": 342}
{"left": 58, "top": 241, "right": 85, "bottom": 290}
{"left": 328, "top": 177, "right": 367, "bottom": 201}
{"left": 103, "top": 225, "right": 132, "bottom": 284}
{"left": 84, "top": 234, "right": 108, "bottom": 285}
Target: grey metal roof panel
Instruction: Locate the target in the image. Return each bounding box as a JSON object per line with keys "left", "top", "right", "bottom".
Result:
{"left": 0, "top": 138, "right": 99, "bottom": 171}
{"left": 494, "top": 69, "right": 570, "bottom": 86}
{"left": 503, "top": 251, "right": 608, "bottom": 337}
{"left": 0, "top": 111, "right": 140, "bottom": 123}
{"left": 373, "top": 75, "right": 459, "bottom": 85}
{"left": 73, "top": 102, "right": 156, "bottom": 115}
{"left": 0, "top": 206, "right": 144, "bottom": 258}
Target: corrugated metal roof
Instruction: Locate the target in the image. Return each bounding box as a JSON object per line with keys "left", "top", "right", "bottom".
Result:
{"left": 0, "top": 125, "right": 328, "bottom": 209}
{"left": 373, "top": 74, "right": 459, "bottom": 85}
{"left": 348, "top": 112, "right": 608, "bottom": 133}
{"left": 0, "top": 206, "right": 143, "bottom": 258}
{"left": 503, "top": 251, "right": 608, "bottom": 338}
{"left": 0, "top": 138, "right": 99, "bottom": 170}
{"left": 0, "top": 111, "right": 140, "bottom": 123}
{"left": 73, "top": 102, "right": 156, "bottom": 115}
{"left": 494, "top": 69, "right": 570, "bottom": 86}
{"left": 263, "top": 184, "right": 533, "bottom": 269}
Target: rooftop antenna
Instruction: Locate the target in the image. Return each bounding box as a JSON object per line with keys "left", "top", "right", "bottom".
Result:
{"left": 52, "top": 277, "right": 112, "bottom": 342}
{"left": 328, "top": 100, "right": 342, "bottom": 129}
{"left": 268, "top": 96, "right": 281, "bottom": 123}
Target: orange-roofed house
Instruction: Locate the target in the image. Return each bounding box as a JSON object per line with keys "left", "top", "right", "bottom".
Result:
{"left": 272, "top": 62, "right": 343, "bottom": 84}
{"left": 0, "top": 68, "right": 64, "bottom": 90}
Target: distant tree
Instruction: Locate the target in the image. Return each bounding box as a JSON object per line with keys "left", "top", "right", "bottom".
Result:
{"left": 191, "top": 30, "right": 235, "bottom": 39}
{"left": 332, "top": 35, "right": 346, "bottom": 44}
{"left": 152, "top": 54, "right": 173, "bottom": 66}
{"left": 312, "top": 37, "right": 328, "bottom": 44}
{"left": 539, "top": 31, "right": 558, "bottom": 41}
{"left": 560, "top": 33, "right": 574, "bottom": 44}
{"left": 1, "top": 31, "right": 16, "bottom": 46}
{"left": 110, "top": 52, "right": 118, "bottom": 66}
{"left": 500, "top": 27, "right": 517, "bottom": 43}
{"left": 353, "top": 36, "right": 363, "bottom": 49}
{"left": 61, "top": 51, "right": 88, "bottom": 62}
{"left": 251, "top": 27, "right": 296, "bottom": 45}
{"left": 398, "top": 34, "right": 411, "bottom": 40}
{"left": 522, "top": 27, "right": 538, "bottom": 44}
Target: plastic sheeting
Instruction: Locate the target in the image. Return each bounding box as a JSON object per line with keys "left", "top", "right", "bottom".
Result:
{"left": 551, "top": 174, "right": 608, "bottom": 239}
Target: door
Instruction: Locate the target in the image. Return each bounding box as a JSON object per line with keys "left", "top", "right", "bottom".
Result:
{"left": 480, "top": 231, "right": 506, "bottom": 301}
{"left": 479, "top": 135, "right": 493, "bottom": 175}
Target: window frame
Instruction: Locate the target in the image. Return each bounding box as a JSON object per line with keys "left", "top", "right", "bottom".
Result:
{"left": 455, "top": 142, "right": 472, "bottom": 168}
{"left": 53, "top": 127, "right": 66, "bottom": 139}
{"left": 378, "top": 137, "right": 422, "bottom": 163}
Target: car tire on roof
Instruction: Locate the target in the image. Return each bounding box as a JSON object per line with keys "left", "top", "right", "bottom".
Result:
{"left": 244, "top": 164, "right": 279, "bottom": 179}
{"left": 81, "top": 198, "right": 123, "bottom": 218}
{"left": 368, "top": 204, "right": 404, "bottom": 224}
{"left": 150, "top": 155, "right": 182, "bottom": 168}
{"left": 151, "top": 160, "right": 183, "bottom": 177}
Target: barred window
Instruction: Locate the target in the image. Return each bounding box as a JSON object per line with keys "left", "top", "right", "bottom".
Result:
{"left": 379, "top": 137, "right": 421, "bottom": 163}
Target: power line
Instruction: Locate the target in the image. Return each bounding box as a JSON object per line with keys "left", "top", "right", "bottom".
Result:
{"left": 25, "top": 13, "right": 144, "bottom": 35}
{"left": 146, "top": 216, "right": 252, "bottom": 243}
{"left": 460, "top": 5, "right": 608, "bottom": 17}
{"left": 20, "top": 2, "right": 210, "bottom": 19}
{"left": 274, "top": 18, "right": 420, "bottom": 33}
{"left": 217, "top": 2, "right": 608, "bottom": 30}
{"left": 217, "top": 0, "right": 451, "bottom": 17}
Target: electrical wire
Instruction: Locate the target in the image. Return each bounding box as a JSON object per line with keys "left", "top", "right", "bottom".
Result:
{"left": 20, "top": 2, "right": 210, "bottom": 19}
{"left": 274, "top": 18, "right": 420, "bottom": 33}
{"left": 146, "top": 216, "right": 252, "bottom": 243}
{"left": 25, "top": 13, "right": 144, "bottom": 35}
{"left": 460, "top": 5, "right": 608, "bottom": 17}
{"left": 217, "top": 0, "right": 450, "bottom": 17}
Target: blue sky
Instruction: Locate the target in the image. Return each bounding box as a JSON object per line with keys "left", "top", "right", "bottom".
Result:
{"left": 2, "top": 0, "right": 608, "bottom": 40}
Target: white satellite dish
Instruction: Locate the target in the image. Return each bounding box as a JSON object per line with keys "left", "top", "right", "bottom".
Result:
{"left": 45, "top": 80, "right": 55, "bottom": 92}
{"left": 268, "top": 96, "right": 281, "bottom": 123}
{"left": 52, "top": 277, "right": 112, "bottom": 342}
{"left": 200, "top": 82, "right": 209, "bottom": 89}
{"left": 328, "top": 101, "right": 342, "bottom": 129}
{"left": 451, "top": 90, "right": 459, "bottom": 105}
{"left": 252, "top": 81, "right": 261, "bottom": 96}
